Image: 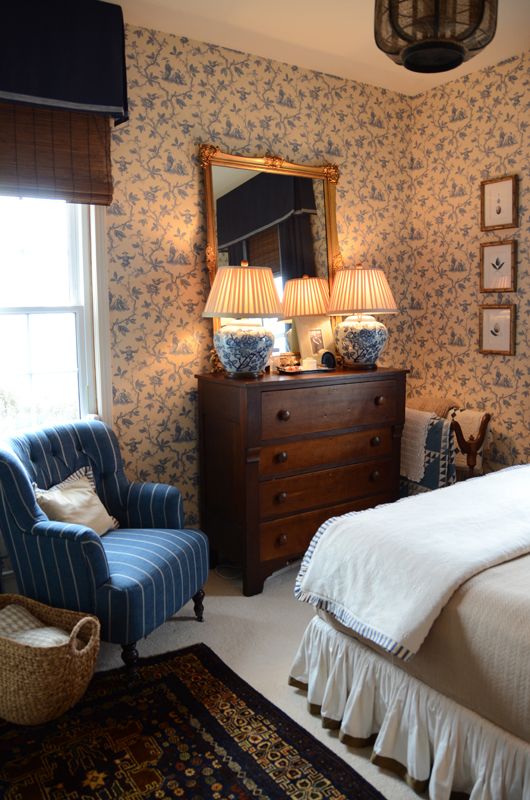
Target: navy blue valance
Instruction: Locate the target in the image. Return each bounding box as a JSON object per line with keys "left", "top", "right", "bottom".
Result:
{"left": 0, "top": 0, "right": 128, "bottom": 125}
{"left": 216, "top": 173, "right": 316, "bottom": 249}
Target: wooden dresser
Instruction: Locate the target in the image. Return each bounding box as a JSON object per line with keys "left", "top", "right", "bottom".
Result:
{"left": 197, "top": 368, "right": 407, "bottom": 595}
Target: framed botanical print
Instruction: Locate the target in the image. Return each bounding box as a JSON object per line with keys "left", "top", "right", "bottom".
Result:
{"left": 480, "top": 240, "right": 517, "bottom": 292}
{"left": 480, "top": 175, "right": 518, "bottom": 231}
{"left": 479, "top": 304, "right": 516, "bottom": 355}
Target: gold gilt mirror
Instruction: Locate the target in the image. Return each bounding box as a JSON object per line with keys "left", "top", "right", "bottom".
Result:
{"left": 200, "top": 144, "right": 343, "bottom": 353}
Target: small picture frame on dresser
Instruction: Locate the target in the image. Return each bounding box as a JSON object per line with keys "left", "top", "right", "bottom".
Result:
{"left": 480, "top": 240, "right": 517, "bottom": 293}
{"left": 480, "top": 175, "right": 518, "bottom": 231}
{"left": 295, "top": 316, "right": 334, "bottom": 360}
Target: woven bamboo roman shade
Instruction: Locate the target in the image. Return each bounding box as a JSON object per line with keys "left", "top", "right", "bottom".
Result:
{"left": 0, "top": 102, "right": 112, "bottom": 205}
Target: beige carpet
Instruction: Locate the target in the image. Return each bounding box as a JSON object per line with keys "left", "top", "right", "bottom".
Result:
{"left": 97, "top": 564, "right": 420, "bottom": 800}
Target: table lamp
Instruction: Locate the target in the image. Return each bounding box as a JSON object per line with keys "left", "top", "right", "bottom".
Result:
{"left": 282, "top": 275, "right": 330, "bottom": 318}
{"left": 282, "top": 275, "right": 330, "bottom": 366}
{"left": 327, "top": 265, "right": 398, "bottom": 368}
{"left": 202, "top": 262, "right": 282, "bottom": 377}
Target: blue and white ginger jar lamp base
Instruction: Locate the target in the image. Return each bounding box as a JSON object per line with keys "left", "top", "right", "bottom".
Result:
{"left": 335, "top": 314, "right": 388, "bottom": 369}
{"left": 214, "top": 324, "right": 275, "bottom": 378}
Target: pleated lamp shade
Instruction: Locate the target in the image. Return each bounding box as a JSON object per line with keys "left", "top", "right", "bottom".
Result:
{"left": 203, "top": 264, "right": 282, "bottom": 319}
{"left": 328, "top": 265, "right": 398, "bottom": 315}
{"left": 282, "top": 276, "right": 330, "bottom": 317}
{"left": 203, "top": 263, "right": 282, "bottom": 378}
{"left": 328, "top": 266, "right": 398, "bottom": 369}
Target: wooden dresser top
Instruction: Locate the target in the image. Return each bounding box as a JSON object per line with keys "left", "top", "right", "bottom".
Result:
{"left": 197, "top": 366, "right": 408, "bottom": 390}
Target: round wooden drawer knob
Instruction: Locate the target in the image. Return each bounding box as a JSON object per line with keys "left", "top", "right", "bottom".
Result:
{"left": 276, "top": 451, "right": 289, "bottom": 463}
{"left": 370, "top": 470, "right": 381, "bottom": 481}
{"left": 370, "top": 436, "right": 381, "bottom": 447}
{"left": 278, "top": 533, "right": 288, "bottom": 547}
{"left": 374, "top": 395, "right": 385, "bottom": 406}
{"left": 276, "top": 491, "right": 288, "bottom": 504}
{"left": 277, "top": 409, "right": 291, "bottom": 421}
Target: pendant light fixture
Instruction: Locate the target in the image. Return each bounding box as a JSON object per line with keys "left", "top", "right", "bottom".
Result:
{"left": 374, "top": 1, "right": 498, "bottom": 74}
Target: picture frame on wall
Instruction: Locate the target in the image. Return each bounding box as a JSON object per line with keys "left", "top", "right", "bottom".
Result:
{"left": 480, "top": 240, "right": 517, "bottom": 292}
{"left": 480, "top": 175, "right": 518, "bottom": 231}
{"left": 479, "top": 304, "right": 516, "bottom": 355}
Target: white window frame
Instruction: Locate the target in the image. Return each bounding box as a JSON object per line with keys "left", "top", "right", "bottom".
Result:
{"left": 87, "top": 205, "right": 112, "bottom": 424}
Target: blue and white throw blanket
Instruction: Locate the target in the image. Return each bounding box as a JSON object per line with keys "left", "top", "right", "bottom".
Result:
{"left": 295, "top": 465, "right": 530, "bottom": 660}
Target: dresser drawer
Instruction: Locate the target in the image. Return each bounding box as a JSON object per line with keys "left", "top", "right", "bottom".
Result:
{"left": 259, "top": 493, "right": 394, "bottom": 562}
{"left": 259, "top": 427, "right": 392, "bottom": 476}
{"left": 259, "top": 458, "right": 394, "bottom": 518}
{"left": 260, "top": 379, "right": 397, "bottom": 440}
{"left": 198, "top": 368, "right": 406, "bottom": 595}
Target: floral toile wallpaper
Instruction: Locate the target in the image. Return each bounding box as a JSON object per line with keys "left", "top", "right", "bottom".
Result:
{"left": 108, "top": 26, "right": 528, "bottom": 523}
{"left": 392, "top": 51, "right": 529, "bottom": 471}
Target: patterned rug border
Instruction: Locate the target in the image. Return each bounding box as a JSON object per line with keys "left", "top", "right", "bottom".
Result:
{"left": 99, "top": 643, "right": 384, "bottom": 796}
{"left": 1, "top": 642, "right": 385, "bottom": 799}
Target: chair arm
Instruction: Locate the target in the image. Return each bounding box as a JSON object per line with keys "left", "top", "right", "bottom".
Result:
{"left": 124, "top": 482, "right": 184, "bottom": 529}
{"left": 31, "top": 519, "right": 101, "bottom": 543}
{"left": 22, "top": 521, "right": 111, "bottom": 608}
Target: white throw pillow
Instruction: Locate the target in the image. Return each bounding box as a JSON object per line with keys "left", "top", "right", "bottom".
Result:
{"left": 0, "top": 604, "right": 71, "bottom": 647}
{"left": 34, "top": 467, "right": 119, "bottom": 536}
{"left": 6, "top": 627, "right": 71, "bottom": 647}
{"left": 0, "top": 603, "right": 46, "bottom": 634}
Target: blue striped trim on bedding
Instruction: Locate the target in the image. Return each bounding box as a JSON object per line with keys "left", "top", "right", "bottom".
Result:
{"left": 294, "top": 511, "right": 414, "bottom": 662}
{"left": 294, "top": 513, "right": 350, "bottom": 596}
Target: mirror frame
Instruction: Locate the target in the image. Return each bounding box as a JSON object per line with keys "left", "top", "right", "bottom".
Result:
{"left": 199, "top": 143, "right": 343, "bottom": 291}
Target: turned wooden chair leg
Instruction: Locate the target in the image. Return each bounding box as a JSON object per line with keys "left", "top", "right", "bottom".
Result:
{"left": 193, "top": 589, "right": 205, "bottom": 622}
{"left": 121, "top": 642, "right": 139, "bottom": 669}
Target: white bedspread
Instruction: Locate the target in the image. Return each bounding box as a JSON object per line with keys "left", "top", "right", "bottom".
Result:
{"left": 295, "top": 465, "right": 530, "bottom": 660}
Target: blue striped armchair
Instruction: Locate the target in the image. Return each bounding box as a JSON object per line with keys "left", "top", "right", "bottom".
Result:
{"left": 0, "top": 420, "right": 209, "bottom": 667}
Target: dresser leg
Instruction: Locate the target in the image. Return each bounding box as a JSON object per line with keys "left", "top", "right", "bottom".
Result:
{"left": 243, "top": 574, "right": 264, "bottom": 596}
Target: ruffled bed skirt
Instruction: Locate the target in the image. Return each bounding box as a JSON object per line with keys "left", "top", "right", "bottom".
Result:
{"left": 289, "top": 615, "right": 530, "bottom": 800}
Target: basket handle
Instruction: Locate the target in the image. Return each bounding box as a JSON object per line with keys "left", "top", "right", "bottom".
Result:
{"left": 69, "top": 616, "right": 100, "bottom": 655}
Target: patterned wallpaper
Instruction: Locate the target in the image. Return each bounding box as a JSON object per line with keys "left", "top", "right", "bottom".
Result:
{"left": 108, "top": 27, "right": 412, "bottom": 522}
{"left": 108, "top": 26, "right": 528, "bottom": 522}
{"left": 388, "top": 52, "right": 529, "bottom": 470}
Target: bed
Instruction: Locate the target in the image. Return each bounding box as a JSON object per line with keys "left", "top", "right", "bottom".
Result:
{"left": 289, "top": 465, "right": 530, "bottom": 800}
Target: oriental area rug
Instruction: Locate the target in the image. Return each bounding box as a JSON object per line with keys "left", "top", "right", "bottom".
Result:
{"left": 0, "top": 643, "right": 383, "bottom": 799}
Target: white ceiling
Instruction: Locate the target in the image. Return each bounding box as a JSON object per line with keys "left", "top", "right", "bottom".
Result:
{"left": 118, "top": 0, "right": 530, "bottom": 95}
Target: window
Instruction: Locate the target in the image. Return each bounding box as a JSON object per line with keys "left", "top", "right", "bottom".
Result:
{"left": 0, "top": 196, "right": 110, "bottom": 435}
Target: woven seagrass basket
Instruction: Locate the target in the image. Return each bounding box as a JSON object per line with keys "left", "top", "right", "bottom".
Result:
{"left": 0, "top": 594, "right": 100, "bottom": 725}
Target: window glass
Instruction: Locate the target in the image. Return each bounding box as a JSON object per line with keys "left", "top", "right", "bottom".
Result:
{"left": 0, "top": 197, "right": 96, "bottom": 435}
{"left": 0, "top": 197, "right": 72, "bottom": 307}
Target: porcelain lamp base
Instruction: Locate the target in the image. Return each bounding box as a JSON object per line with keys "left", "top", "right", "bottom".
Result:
{"left": 214, "top": 324, "right": 275, "bottom": 378}
{"left": 335, "top": 314, "right": 389, "bottom": 369}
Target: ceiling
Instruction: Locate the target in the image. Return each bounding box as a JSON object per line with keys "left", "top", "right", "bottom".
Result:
{"left": 118, "top": 0, "right": 530, "bottom": 95}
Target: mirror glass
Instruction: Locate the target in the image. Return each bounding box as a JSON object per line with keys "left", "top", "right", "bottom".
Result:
{"left": 212, "top": 166, "right": 329, "bottom": 281}
{"left": 201, "top": 145, "right": 341, "bottom": 355}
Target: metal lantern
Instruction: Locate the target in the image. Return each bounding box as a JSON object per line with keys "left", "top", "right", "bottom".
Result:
{"left": 374, "top": 1, "right": 498, "bottom": 73}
